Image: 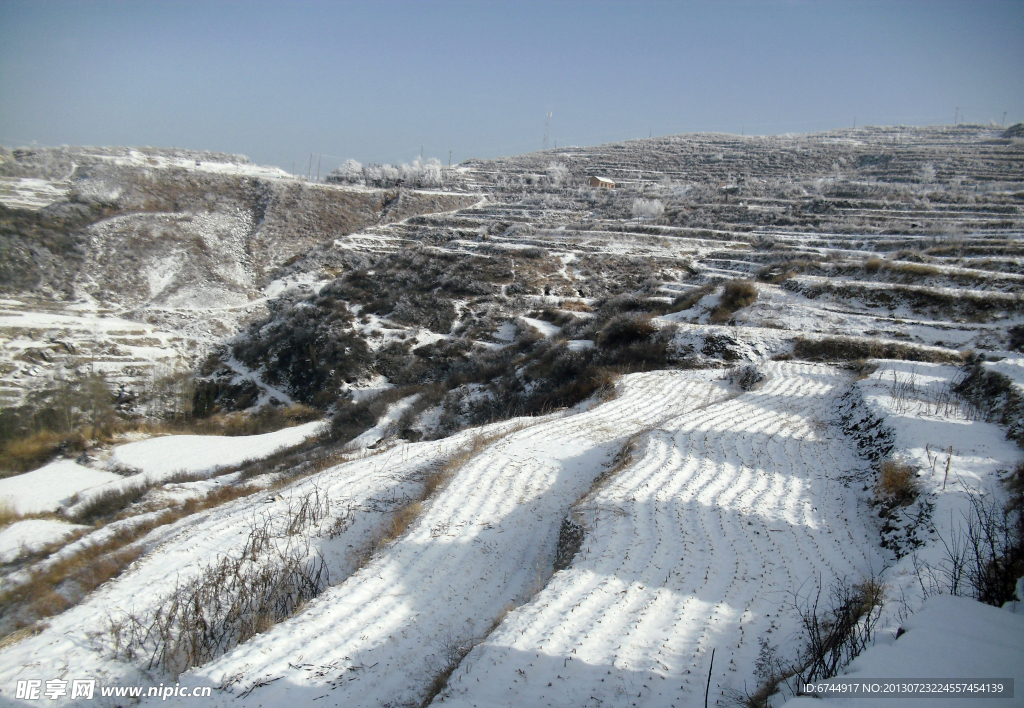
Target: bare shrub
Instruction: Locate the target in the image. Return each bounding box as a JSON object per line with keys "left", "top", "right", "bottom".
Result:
{"left": 932, "top": 484, "right": 1024, "bottom": 606}
{"left": 421, "top": 629, "right": 477, "bottom": 706}
{"left": 729, "top": 365, "right": 764, "bottom": 392}
{"left": 793, "top": 336, "right": 963, "bottom": 364}
{"left": 553, "top": 516, "right": 585, "bottom": 571}
{"left": 108, "top": 487, "right": 331, "bottom": 676}
{"left": 71, "top": 480, "right": 152, "bottom": 524}
{"left": 1009, "top": 325, "right": 1024, "bottom": 353}
{"left": 596, "top": 314, "right": 656, "bottom": 348}
{"left": 735, "top": 576, "right": 885, "bottom": 706}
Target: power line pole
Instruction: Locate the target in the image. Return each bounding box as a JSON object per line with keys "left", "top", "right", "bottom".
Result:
{"left": 316, "top": 154, "right": 321, "bottom": 182}
{"left": 954, "top": 106, "right": 959, "bottom": 125}
{"left": 543, "top": 111, "right": 552, "bottom": 151}
{"left": 448, "top": 149, "right": 452, "bottom": 167}
{"left": 1002, "top": 111, "right": 1007, "bottom": 127}
{"left": 307, "top": 153, "right": 312, "bottom": 180}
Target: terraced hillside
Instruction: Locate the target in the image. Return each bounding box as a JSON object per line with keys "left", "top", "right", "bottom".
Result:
{"left": 0, "top": 126, "right": 1022, "bottom": 707}
{"left": 0, "top": 146, "right": 476, "bottom": 407}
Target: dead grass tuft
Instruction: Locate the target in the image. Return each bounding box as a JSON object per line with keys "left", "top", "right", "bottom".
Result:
{"left": 0, "top": 500, "right": 21, "bottom": 527}
{"left": 710, "top": 279, "right": 758, "bottom": 323}
{"left": 875, "top": 460, "right": 920, "bottom": 506}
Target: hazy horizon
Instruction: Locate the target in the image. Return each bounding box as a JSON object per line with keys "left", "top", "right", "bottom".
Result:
{"left": 2, "top": 0, "right": 1022, "bottom": 174}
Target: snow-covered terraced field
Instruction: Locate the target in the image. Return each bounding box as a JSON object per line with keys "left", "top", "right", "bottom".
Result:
{"left": 0, "top": 424, "right": 487, "bottom": 691}
{"left": 147, "top": 371, "right": 734, "bottom": 707}
{"left": 440, "top": 363, "right": 880, "bottom": 708}
{"left": 2, "top": 128, "right": 1023, "bottom": 707}
{"left": 106, "top": 419, "right": 325, "bottom": 479}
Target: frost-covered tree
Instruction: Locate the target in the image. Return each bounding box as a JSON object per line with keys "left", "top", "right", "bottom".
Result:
{"left": 365, "top": 163, "right": 401, "bottom": 187}
{"left": 546, "top": 162, "right": 570, "bottom": 189}
{"left": 408, "top": 157, "right": 443, "bottom": 188}
{"left": 631, "top": 198, "right": 664, "bottom": 220}
{"left": 326, "top": 159, "right": 364, "bottom": 185}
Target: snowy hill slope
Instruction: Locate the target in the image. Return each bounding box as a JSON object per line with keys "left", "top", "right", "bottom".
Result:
{"left": 1, "top": 127, "right": 1022, "bottom": 707}
{"left": 0, "top": 145, "right": 478, "bottom": 407}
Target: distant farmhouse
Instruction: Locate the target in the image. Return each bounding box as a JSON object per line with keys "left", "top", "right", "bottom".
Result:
{"left": 588, "top": 176, "right": 616, "bottom": 188}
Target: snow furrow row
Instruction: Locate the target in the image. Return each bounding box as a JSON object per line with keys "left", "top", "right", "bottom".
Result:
{"left": 439, "top": 362, "right": 882, "bottom": 708}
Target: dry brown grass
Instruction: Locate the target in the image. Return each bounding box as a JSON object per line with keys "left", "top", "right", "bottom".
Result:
{"left": 1, "top": 404, "right": 321, "bottom": 480}
{"left": 130, "top": 403, "right": 321, "bottom": 439}
{"left": 0, "top": 479, "right": 267, "bottom": 643}
{"left": 0, "top": 520, "right": 156, "bottom": 639}
{"left": 863, "top": 257, "right": 941, "bottom": 280}
{"left": 0, "top": 500, "right": 20, "bottom": 527}
{"left": 710, "top": 279, "right": 758, "bottom": 323}
{"left": 377, "top": 502, "right": 423, "bottom": 547}
{"left": 0, "top": 430, "right": 86, "bottom": 477}
{"left": 875, "top": 460, "right": 919, "bottom": 506}
{"left": 558, "top": 300, "right": 594, "bottom": 312}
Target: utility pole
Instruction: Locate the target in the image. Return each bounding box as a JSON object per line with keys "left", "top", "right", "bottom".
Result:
{"left": 954, "top": 106, "right": 959, "bottom": 125}
{"left": 853, "top": 115, "right": 857, "bottom": 129}
{"left": 307, "top": 153, "right": 312, "bottom": 180}
{"left": 421, "top": 145, "right": 424, "bottom": 161}
{"left": 1002, "top": 111, "right": 1007, "bottom": 127}
{"left": 543, "top": 111, "right": 552, "bottom": 151}
{"left": 292, "top": 161, "right": 295, "bottom": 175}
{"left": 316, "top": 154, "right": 321, "bottom": 182}
{"left": 448, "top": 149, "right": 452, "bottom": 167}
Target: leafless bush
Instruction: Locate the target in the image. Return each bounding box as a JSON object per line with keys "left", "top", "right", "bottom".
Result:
{"left": 421, "top": 628, "right": 477, "bottom": 706}
{"left": 107, "top": 485, "right": 332, "bottom": 676}
{"left": 553, "top": 515, "right": 585, "bottom": 571}
{"left": 70, "top": 480, "right": 152, "bottom": 523}
{"left": 710, "top": 280, "right": 758, "bottom": 323}
{"left": 734, "top": 575, "right": 885, "bottom": 706}
{"left": 730, "top": 365, "right": 764, "bottom": 392}
{"left": 929, "top": 484, "right": 1024, "bottom": 606}
{"left": 793, "top": 336, "right": 963, "bottom": 364}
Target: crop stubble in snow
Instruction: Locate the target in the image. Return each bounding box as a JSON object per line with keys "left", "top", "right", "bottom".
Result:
{"left": 438, "top": 362, "right": 880, "bottom": 708}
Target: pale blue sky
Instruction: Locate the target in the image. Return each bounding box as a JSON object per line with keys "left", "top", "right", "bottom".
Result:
{"left": 1, "top": 0, "right": 1021, "bottom": 173}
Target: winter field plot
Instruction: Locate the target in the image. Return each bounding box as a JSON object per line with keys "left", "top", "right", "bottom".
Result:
{"left": 439, "top": 363, "right": 881, "bottom": 708}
